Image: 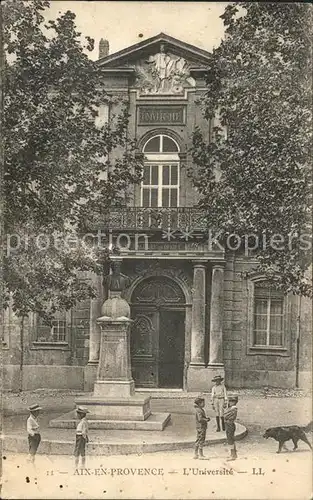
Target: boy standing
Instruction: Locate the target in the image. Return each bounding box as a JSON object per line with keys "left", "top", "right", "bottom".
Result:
{"left": 74, "top": 407, "right": 89, "bottom": 468}
{"left": 194, "top": 396, "right": 210, "bottom": 459}
{"left": 211, "top": 375, "right": 228, "bottom": 432}
{"left": 224, "top": 394, "right": 239, "bottom": 460}
{"left": 27, "top": 404, "right": 42, "bottom": 463}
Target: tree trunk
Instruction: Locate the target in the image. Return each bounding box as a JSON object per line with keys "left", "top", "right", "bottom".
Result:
{"left": 295, "top": 295, "right": 302, "bottom": 388}
{"left": 19, "top": 316, "right": 25, "bottom": 392}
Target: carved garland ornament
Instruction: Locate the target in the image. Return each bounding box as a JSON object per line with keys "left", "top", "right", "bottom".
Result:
{"left": 132, "top": 278, "right": 185, "bottom": 305}
{"left": 127, "top": 261, "right": 192, "bottom": 289}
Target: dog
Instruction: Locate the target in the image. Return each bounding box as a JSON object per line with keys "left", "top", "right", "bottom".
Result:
{"left": 263, "top": 421, "right": 313, "bottom": 453}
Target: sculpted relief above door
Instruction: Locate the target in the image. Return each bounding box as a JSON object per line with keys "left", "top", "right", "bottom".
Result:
{"left": 132, "top": 277, "right": 185, "bottom": 307}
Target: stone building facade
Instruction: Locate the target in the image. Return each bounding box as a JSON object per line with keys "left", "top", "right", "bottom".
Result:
{"left": 2, "top": 34, "right": 311, "bottom": 392}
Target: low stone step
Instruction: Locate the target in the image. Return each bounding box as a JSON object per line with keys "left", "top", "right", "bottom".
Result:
{"left": 49, "top": 412, "right": 171, "bottom": 431}
{"left": 136, "top": 389, "right": 201, "bottom": 399}
{"left": 2, "top": 420, "right": 248, "bottom": 456}
{"left": 74, "top": 395, "right": 152, "bottom": 421}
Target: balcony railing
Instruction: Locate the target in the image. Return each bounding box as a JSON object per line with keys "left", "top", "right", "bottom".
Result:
{"left": 89, "top": 207, "right": 207, "bottom": 232}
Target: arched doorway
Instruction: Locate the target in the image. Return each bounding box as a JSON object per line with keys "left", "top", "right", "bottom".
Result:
{"left": 130, "top": 276, "right": 186, "bottom": 388}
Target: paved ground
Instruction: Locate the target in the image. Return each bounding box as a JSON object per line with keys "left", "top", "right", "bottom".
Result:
{"left": 1, "top": 389, "right": 312, "bottom": 499}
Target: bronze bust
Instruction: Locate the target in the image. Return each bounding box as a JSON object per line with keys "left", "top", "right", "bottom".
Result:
{"left": 104, "top": 261, "right": 131, "bottom": 292}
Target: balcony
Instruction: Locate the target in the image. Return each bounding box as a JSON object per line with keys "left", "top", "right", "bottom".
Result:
{"left": 88, "top": 207, "right": 207, "bottom": 232}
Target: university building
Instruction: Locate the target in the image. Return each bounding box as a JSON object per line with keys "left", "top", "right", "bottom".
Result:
{"left": 2, "top": 34, "right": 311, "bottom": 392}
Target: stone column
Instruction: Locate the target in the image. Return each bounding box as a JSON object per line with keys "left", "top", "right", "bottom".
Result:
{"left": 190, "top": 262, "right": 206, "bottom": 366}
{"left": 209, "top": 264, "right": 224, "bottom": 365}
{"left": 88, "top": 274, "right": 104, "bottom": 364}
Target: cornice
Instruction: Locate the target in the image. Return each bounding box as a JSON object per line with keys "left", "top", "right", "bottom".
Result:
{"left": 97, "top": 32, "right": 212, "bottom": 68}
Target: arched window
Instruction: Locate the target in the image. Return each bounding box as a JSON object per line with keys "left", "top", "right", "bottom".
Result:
{"left": 142, "top": 134, "right": 180, "bottom": 207}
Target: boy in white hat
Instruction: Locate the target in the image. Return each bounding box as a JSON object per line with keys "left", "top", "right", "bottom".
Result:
{"left": 74, "top": 407, "right": 89, "bottom": 468}
{"left": 27, "top": 404, "right": 42, "bottom": 463}
{"left": 211, "top": 375, "right": 228, "bottom": 432}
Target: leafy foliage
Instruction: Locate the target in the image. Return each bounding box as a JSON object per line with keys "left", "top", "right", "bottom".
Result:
{"left": 191, "top": 2, "right": 312, "bottom": 296}
{"left": 3, "top": 0, "right": 143, "bottom": 319}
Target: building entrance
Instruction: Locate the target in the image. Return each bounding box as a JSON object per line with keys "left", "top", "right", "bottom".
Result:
{"left": 130, "top": 277, "right": 185, "bottom": 388}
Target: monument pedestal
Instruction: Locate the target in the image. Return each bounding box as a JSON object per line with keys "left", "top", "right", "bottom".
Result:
{"left": 93, "top": 380, "right": 135, "bottom": 398}
{"left": 73, "top": 315, "right": 170, "bottom": 428}
{"left": 50, "top": 283, "right": 170, "bottom": 431}
{"left": 83, "top": 362, "right": 98, "bottom": 391}
{"left": 92, "top": 317, "right": 136, "bottom": 398}
{"left": 74, "top": 395, "right": 151, "bottom": 421}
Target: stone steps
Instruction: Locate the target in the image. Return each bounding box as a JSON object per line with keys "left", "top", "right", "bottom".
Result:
{"left": 2, "top": 414, "right": 248, "bottom": 455}
{"left": 50, "top": 411, "right": 171, "bottom": 431}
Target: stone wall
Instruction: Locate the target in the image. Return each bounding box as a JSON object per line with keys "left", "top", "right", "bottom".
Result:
{"left": 103, "top": 71, "right": 207, "bottom": 209}
{"left": 2, "top": 296, "right": 91, "bottom": 391}
{"left": 3, "top": 256, "right": 311, "bottom": 391}
{"left": 3, "top": 364, "right": 84, "bottom": 392}
{"left": 222, "top": 254, "right": 312, "bottom": 389}
{"left": 2, "top": 56, "right": 311, "bottom": 392}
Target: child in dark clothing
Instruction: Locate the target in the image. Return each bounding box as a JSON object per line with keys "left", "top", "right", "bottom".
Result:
{"left": 224, "top": 394, "right": 239, "bottom": 461}
{"left": 74, "top": 407, "right": 89, "bottom": 468}
{"left": 194, "top": 397, "right": 210, "bottom": 459}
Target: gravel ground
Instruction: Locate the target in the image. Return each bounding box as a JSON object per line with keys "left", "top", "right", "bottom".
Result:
{"left": 2, "top": 386, "right": 311, "bottom": 415}
{"left": 2, "top": 442, "right": 312, "bottom": 500}
{"left": 2, "top": 390, "right": 83, "bottom": 415}
{"left": 2, "top": 390, "right": 312, "bottom": 443}
{"left": 1, "top": 390, "right": 312, "bottom": 500}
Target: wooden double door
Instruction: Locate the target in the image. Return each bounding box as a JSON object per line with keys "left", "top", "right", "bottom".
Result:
{"left": 130, "top": 277, "right": 186, "bottom": 388}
